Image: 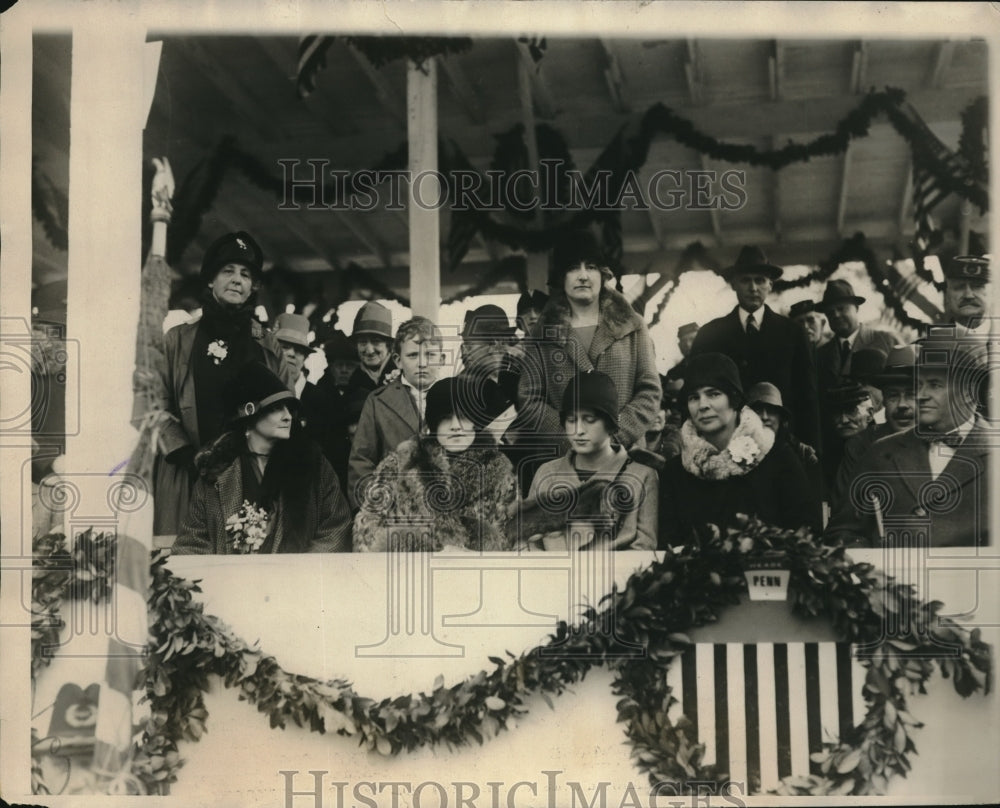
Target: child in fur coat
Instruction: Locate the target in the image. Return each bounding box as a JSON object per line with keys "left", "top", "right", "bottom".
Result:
{"left": 353, "top": 377, "right": 517, "bottom": 552}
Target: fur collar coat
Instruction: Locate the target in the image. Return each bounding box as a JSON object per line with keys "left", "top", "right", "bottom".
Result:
{"left": 678, "top": 406, "right": 775, "bottom": 480}
{"left": 353, "top": 436, "right": 517, "bottom": 552}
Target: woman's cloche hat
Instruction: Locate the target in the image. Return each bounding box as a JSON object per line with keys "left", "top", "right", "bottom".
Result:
{"left": 224, "top": 362, "right": 297, "bottom": 424}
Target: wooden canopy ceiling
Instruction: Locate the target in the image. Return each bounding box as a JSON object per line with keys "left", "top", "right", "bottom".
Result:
{"left": 32, "top": 35, "right": 988, "bottom": 298}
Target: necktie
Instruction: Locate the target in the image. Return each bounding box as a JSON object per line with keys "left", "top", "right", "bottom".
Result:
{"left": 839, "top": 339, "right": 850, "bottom": 369}
{"left": 746, "top": 313, "right": 758, "bottom": 335}
{"left": 924, "top": 431, "right": 964, "bottom": 448}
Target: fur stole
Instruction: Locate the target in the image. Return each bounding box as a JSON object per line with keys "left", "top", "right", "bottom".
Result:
{"left": 535, "top": 286, "right": 641, "bottom": 341}
{"left": 679, "top": 406, "right": 775, "bottom": 480}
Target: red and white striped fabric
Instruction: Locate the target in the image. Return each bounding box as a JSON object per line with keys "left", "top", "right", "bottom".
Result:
{"left": 666, "top": 643, "right": 867, "bottom": 794}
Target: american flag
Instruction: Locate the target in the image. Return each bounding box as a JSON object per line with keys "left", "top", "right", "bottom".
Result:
{"left": 666, "top": 643, "right": 867, "bottom": 793}
{"left": 297, "top": 36, "right": 335, "bottom": 99}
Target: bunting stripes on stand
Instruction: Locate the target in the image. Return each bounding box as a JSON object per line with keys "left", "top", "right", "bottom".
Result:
{"left": 90, "top": 494, "right": 153, "bottom": 792}
{"left": 297, "top": 35, "right": 335, "bottom": 99}
{"left": 667, "top": 644, "right": 867, "bottom": 794}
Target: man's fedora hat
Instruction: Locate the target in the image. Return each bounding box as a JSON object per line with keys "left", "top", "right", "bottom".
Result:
{"left": 818, "top": 279, "right": 865, "bottom": 310}
{"left": 725, "top": 245, "right": 783, "bottom": 281}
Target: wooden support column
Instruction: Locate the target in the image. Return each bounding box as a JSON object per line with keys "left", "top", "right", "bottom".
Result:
{"left": 407, "top": 59, "right": 440, "bottom": 321}
{"left": 65, "top": 24, "right": 146, "bottom": 475}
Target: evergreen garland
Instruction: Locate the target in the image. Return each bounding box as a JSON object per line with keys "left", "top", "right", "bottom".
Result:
{"left": 31, "top": 523, "right": 992, "bottom": 797}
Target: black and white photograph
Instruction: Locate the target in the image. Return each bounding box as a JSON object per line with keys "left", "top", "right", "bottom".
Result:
{"left": 2, "top": 1, "right": 998, "bottom": 805}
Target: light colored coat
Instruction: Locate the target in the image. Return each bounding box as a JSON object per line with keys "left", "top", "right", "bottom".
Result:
{"left": 516, "top": 287, "right": 661, "bottom": 450}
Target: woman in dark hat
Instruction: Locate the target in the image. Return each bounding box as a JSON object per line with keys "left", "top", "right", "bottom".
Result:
{"left": 658, "top": 353, "right": 820, "bottom": 548}
{"left": 173, "top": 363, "right": 352, "bottom": 554}
{"left": 516, "top": 371, "right": 658, "bottom": 550}
{"left": 353, "top": 376, "right": 517, "bottom": 552}
{"left": 138, "top": 231, "right": 291, "bottom": 537}
{"left": 516, "top": 230, "right": 661, "bottom": 491}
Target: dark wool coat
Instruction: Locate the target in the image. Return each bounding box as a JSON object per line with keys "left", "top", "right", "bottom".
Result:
{"left": 816, "top": 323, "right": 900, "bottom": 394}
{"left": 133, "top": 316, "right": 290, "bottom": 536}
{"left": 690, "top": 305, "right": 821, "bottom": 453}
{"left": 825, "top": 421, "right": 990, "bottom": 548}
{"left": 658, "top": 407, "right": 820, "bottom": 548}
{"left": 347, "top": 378, "right": 423, "bottom": 510}
{"left": 172, "top": 433, "right": 352, "bottom": 554}
{"left": 516, "top": 287, "right": 661, "bottom": 450}
{"left": 353, "top": 437, "right": 517, "bottom": 552}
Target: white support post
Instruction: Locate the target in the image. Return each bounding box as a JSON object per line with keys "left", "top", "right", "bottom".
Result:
{"left": 64, "top": 25, "right": 145, "bottom": 476}
{"left": 407, "top": 59, "right": 441, "bottom": 322}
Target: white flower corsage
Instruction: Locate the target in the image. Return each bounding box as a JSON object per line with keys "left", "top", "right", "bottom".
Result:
{"left": 728, "top": 435, "right": 760, "bottom": 469}
{"left": 383, "top": 368, "right": 401, "bottom": 384}
{"left": 207, "top": 339, "right": 229, "bottom": 365}
{"left": 224, "top": 500, "right": 270, "bottom": 554}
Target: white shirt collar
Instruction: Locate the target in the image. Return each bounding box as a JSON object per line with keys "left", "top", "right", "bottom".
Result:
{"left": 400, "top": 374, "right": 429, "bottom": 415}
{"left": 293, "top": 374, "right": 307, "bottom": 398}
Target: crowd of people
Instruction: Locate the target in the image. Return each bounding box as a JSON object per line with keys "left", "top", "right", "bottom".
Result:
{"left": 142, "top": 227, "right": 991, "bottom": 555}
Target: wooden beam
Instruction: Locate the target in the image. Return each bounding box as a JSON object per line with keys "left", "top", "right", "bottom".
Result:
{"left": 851, "top": 41, "right": 869, "bottom": 94}
{"left": 333, "top": 211, "right": 392, "bottom": 269}
{"left": 928, "top": 41, "right": 956, "bottom": 89}
{"left": 515, "top": 40, "right": 555, "bottom": 119}
{"left": 684, "top": 39, "right": 704, "bottom": 106}
{"left": 173, "top": 38, "right": 286, "bottom": 143}
{"left": 647, "top": 208, "right": 665, "bottom": 249}
{"left": 516, "top": 50, "right": 542, "bottom": 217}
{"left": 437, "top": 55, "right": 486, "bottom": 125}
{"left": 407, "top": 58, "right": 441, "bottom": 320}
{"left": 599, "top": 39, "right": 630, "bottom": 114}
{"left": 836, "top": 141, "right": 853, "bottom": 236}
{"left": 769, "top": 40, "right": 785, "bottom": 102}
{"left": 347, "top": 42, "right": 407, "bottom": 126}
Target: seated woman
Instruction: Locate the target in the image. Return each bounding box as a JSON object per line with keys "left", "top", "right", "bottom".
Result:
{"left": 353, "top": 376, "right": 517, "bottom": 552}
{"left": 658, "top": 353, "right": 820, "bottom": 548}
{"left": 173, "top": 362, "right": 352, "bottom": 554}
{"left": 517, "top": 371, "right": 658, "bottom": 550}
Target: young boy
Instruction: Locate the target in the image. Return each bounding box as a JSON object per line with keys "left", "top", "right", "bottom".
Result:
{"left": 346, "top": 316, "right": 442, "bottom": 510}
{"left": 519, "top": 371, "right": 658, "bottom": 550}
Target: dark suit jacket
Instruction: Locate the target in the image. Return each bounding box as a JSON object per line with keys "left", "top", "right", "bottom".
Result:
{"left": 690, "top": 305, "right": 820, "bottom": 451}
{"left": 816, "top": 323, "right": 899, "bottom": 395}
{"left": 825, "top": 421, "right": 990, "bottom": 547}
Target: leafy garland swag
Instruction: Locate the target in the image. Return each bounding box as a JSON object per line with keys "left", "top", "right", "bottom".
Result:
{"left": 31, "top": 519, "right": 991, "bottom": 797}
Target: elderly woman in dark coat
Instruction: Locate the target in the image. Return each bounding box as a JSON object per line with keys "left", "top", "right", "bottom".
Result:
{"left": 134, "top": 231, "right": 291, "bottom": 536}
{"left": 658, "top": 353, "right": 820, "bottom": 548}
{"left": 173, "top": 362, "right": 351, "bottom": 554}
{"left": 516, "top": 231, "right": 661, "bottom": 490}
{"left": 354, "top": 376, "right": 517, "bottom": 552}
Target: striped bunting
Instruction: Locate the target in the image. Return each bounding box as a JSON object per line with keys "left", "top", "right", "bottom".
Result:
{"left": 666, "top": 643, "right": 866, "bottom": 794}
{"left": 297, "top": 35, "right": 335, "bottom": 99}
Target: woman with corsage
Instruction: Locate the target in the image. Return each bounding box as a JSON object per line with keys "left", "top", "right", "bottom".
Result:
{"left": 353, "top": 376, "right": 517, "bottom": 552}
{"left": 658, "top": 353, "right": 819, "bottom": 548}
{"left": 173, "top": 362, "right": 352, "bottom": 554}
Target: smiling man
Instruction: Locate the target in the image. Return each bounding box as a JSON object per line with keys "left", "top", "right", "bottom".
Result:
{"left": 826, "top": 333, "right": 990, "bottom": 547}
{"left": 689, "top": 245, "right": 821, "bottom": 452}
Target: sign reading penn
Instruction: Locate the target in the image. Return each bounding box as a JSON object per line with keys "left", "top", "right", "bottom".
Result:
{"left": 743, "top": 554, "right": 791, "bottom": 601}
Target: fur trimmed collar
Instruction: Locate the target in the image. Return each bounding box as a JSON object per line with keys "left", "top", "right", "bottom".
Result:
{"left": 398, "top": 435, "right": 503, "bottom": 476}
{"left": 536, "top": 286, "right": 641, "bottom": 341}
{"left": 679, "top": 406, "right": 775, "bottom": 480}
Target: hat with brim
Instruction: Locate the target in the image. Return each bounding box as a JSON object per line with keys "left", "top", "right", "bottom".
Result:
{"left": 224, "top": 362, "right": 297, "bottom": 424}
{"left": 849, "top": 348, "right": 887, "bottom": 384}
{"left": 818, "top": 279, "right": 865, "bottom": 310}
{"left": 788, "top": 299, "right": 819, "bottom": 319}
{"left": 725, "top": 245, "right": 783, "bottom": 281}
{"left": 324, "top": 329, "right": 356, "bottom": 362}
{"left": 825, "top": 379, "right": 870, "bottom": 410}
{"left": 560, "top": 370, "right": 620, "bottom": 431}
{"left": 746, "top": 381, "right": 791, "bottom": 420}
{"left": 517, "top": 289, "right": 549, "bottom": 315}
{"left": 870, "top": 344, "right": 916, "bottom": 388}
{"left": 679, "top": 352, "right": 745, "bottom": 404}
{"left": 352, "top": 301, "right": 393, "bottom": 340}
{"left": 273, "top": 312, "right": 311, "bottom": 350}
{"left": 462, "top": 304, "right": 517, "bottom": 340}
{"left": 200, "top": 231, "right": 264, "bottom": 284}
